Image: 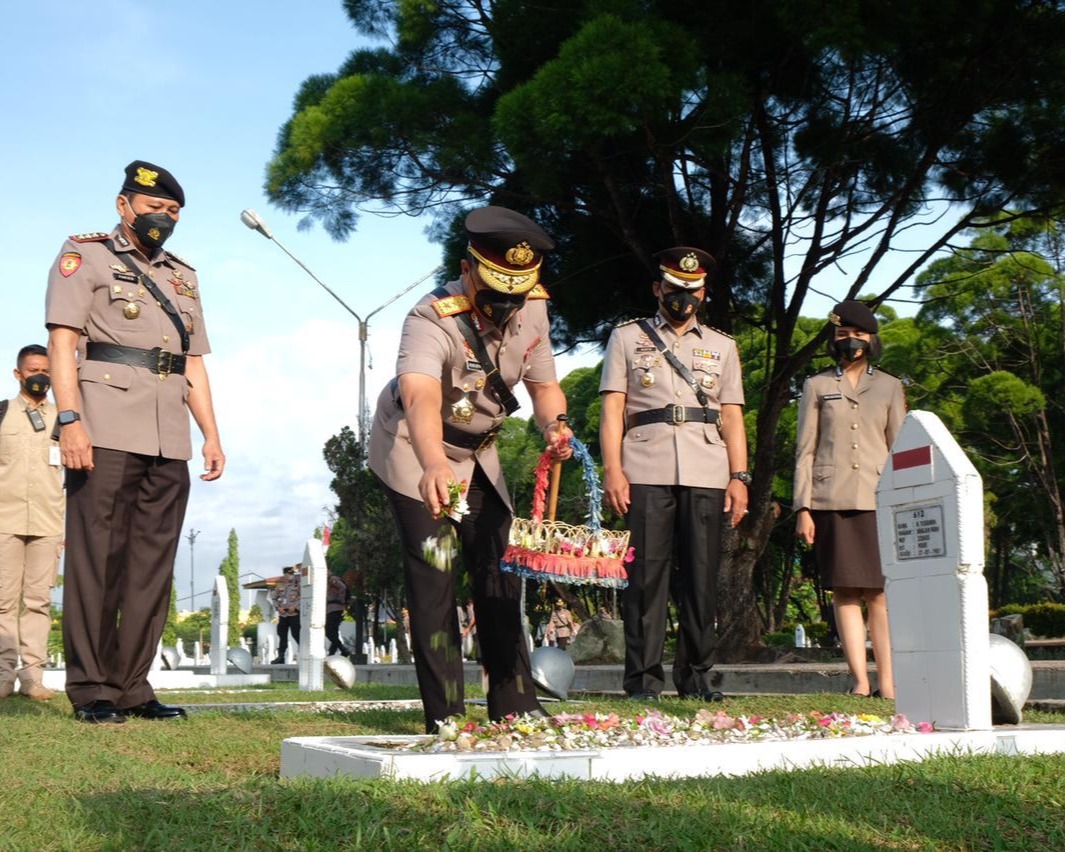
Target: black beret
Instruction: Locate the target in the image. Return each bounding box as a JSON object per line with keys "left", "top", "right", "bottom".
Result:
{"left": 121, "top": 160, "right": 185, "bottom": 207}
{"left": 653, "top": 246, "right": 715, "bottom": 290}
{"left": 465, "top": 206, "right": 555, "bottom": 294}
{"left": 829, "top": 300, "right": 879, "bottom": 333}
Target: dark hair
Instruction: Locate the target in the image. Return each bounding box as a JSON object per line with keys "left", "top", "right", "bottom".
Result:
{"left": 827, "top": 333, "right": 882, "bottom": 361}
{"left": 16, "top": 344, "right": 47, "bottom": 368}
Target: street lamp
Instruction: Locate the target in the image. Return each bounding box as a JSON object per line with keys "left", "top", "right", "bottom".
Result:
{"left": 186, "top": 528, "right": 200, "bottom": 611}
{"left": 240, "top": 208, "right": 442, "bottom": 443}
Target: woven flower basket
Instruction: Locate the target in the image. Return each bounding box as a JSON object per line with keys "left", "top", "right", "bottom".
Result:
{"left": 501, "top": 436, "right": 631, "bottom": 588}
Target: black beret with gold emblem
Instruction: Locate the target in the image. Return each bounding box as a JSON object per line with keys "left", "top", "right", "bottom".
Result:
{"left": 465, "top": 206, "right": 555, "bottom": 295}
{"left": 829, "top": 300, "right": 879, "bottom": 333}
{"left": 121, "top": 160, "right": 185, "bottom": 207}
{"left": 653, "top": 246, "right": 715, "bottom": 290}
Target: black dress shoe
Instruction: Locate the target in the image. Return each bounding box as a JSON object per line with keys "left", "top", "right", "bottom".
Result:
{"left": 122, "top": 699, "right": 187, "bottom": 720}
{"left": 627, "top": 692, "right": 659, "bottom": 703}
{"left": 270, "top": 657, "right": 285, "bottom": 665}
{"left": 74, "top": 699, "right": 126, "bottom": 724}
{"left": 699, "top": 690, "right": 725, "bottom": 703}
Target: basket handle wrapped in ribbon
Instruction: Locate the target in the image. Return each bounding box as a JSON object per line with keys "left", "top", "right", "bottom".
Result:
{"left": 501, "top": 435, "right": 632, "bottom": 588}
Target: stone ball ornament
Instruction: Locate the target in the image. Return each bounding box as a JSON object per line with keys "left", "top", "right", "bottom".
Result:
{"left": 325, "top": 654, "right": 357, "bottom": 689}
{"left": 987, "top": 632, "right": 1033, "bottom": 725}
{"left": 226, "top": 647, "right": 253, "bottom": 674}
{"left": 159, "top": 646, "right": 180, "bottom": 671}
{"left": 530, "top": 645, "right": 575, "bottom": 700}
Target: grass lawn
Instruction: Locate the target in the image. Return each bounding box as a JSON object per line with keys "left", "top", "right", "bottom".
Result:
{"left": 1, "top": 684, "right": 1063, "bottom": 850}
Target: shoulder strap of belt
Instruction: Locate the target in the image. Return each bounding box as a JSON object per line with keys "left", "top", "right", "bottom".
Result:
{"left": 106, "top": 240, "right": 190, "bottom": 354}
{"left": 432, "top": 286, "right": 520, "bottom": 416}
{"left": 637, "top": 318, "right": 710, "bottom": 408}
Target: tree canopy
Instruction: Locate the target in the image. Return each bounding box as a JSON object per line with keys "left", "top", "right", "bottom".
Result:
{"left": 274, "top": 1, "right": 1065, "bottom": 652}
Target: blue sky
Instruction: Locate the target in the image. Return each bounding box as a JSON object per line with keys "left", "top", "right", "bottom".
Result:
{"left": 1, "top": 2, "right": 933, "bottom": 611}
{"left": 0, "top": 2, "right": 457, "bottom": 607}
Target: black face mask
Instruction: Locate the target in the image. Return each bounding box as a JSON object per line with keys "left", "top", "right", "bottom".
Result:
{"left": 835, "top": 337, "right": 868, "bottom": 363}
{"left": 474, "top": 289, "right": 526, "bottom": 328}
{"left": 23, "top": 374, "right": 50, "bottom": 399}
{"left": 129, "top": 210, "right": 176, "bottom": 250}
{"left": 661, "top": 289, "right": 701, "bottom": 323}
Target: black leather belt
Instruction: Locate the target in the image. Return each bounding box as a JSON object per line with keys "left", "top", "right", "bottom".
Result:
{"left": 628, "top": 405, "right": 719, "bottom": 428}
{"left": 86, "top": 342, "right": 186, "bottom": 377}
{"left": 442, "top": 423, "right": 499, "bottom": 452}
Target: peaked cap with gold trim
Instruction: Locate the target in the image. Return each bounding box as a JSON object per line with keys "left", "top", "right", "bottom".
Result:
{"left": 654, "top": 246, "right": 715, "bottom": 290}
{"left": 466, "top": 206, "right": 555, "bottom": 295}
{"left": 121, "top": 160, "right": 185, "bottom": 207}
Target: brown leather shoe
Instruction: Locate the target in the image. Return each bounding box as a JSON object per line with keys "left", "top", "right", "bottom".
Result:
{"left": 21, "top": 682, "right": 56, "bottom": 701}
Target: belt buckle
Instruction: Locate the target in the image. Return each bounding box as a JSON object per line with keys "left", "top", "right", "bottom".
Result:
{"left": 475, "top": 431, "right": 497, "bottom": 452}
{"left": 155, "top": 348, "right": 173, "bottom": 380}
{"left": 671, "top": 404, "right": 686, "bottom": 424}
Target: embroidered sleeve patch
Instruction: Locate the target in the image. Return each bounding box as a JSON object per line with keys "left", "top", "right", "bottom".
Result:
{"left": 59, "top": 252, "right": 82, "bottom": 277}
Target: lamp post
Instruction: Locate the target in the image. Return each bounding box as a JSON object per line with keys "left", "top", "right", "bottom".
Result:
{"left": 240, "top": 208, "right": 441, "bottom": 444}
{"left": 186, "top": 528, "right": 200, "bottom": 611}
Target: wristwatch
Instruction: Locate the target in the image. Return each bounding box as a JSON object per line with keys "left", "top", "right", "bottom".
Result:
{"left": 730, "top": 470, "right": 752, "bottom": 485}
{"left": 57, "top": 410, "right": 81, "bottom": 427}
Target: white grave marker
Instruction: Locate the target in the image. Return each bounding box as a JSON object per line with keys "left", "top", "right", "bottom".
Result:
{"left": 298, "top": 539, "right": 327, "bottom": 691}
{"left": 876, "top": 410, "right": 991, "bottom": 730}
{"left": 210, "top": 574, "right": 229, "bottom": 676}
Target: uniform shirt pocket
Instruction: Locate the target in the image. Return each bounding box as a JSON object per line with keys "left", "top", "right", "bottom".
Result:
{"left": 78, "top": 359, "right": 135, "bottom": 390}
{"left": 813, "top": 464, "right": 834, "bottom": 482}
{"left": 703, "top": 422, "right": 724, "bottom": 445}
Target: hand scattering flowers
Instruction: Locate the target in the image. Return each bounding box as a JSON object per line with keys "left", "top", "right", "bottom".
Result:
{"left": 421, "top": 480, "right": 468, "bottom": 571}
{"left": 403, "top": 709, "right": 935, "bottom": 753}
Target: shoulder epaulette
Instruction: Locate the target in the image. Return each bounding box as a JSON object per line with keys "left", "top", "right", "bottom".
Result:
{"left": 613, "top": 317, "right": 645, "bottom": 329}
{"left": 165, "top": 250, "right": 196, "bottom": 271}
{"left": 69, "top": 232, "right": 109, "bottom": 243}
{"left": 707, "top": 325, "right": 735, "bottom": 340}
{"left": 526, "top": 284, "right": 549, "bottom": 300}
{"left": 431, "top": 293, "right": 473, "bottom": 317}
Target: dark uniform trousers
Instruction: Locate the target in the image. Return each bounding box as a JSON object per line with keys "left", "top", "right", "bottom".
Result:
{"left": 622, "top": 484, "right": 724, "bottom": 697}
{"left": 382, "top": 464, "right": 541, "bottom": 732}
{"left": 63, "top": 448, "right": 189, "bottom": 708}
{"left": 276, "top": 615, "right": 300, "bottom": 656}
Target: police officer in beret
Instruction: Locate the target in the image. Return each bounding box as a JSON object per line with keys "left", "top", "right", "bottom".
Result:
{"left": 599, "top": 247, "right": 749, "bottom": 702}
{"left": 369, "top": 205, "right": 572, "bottom": 732}
{"left": 794, "top": 299, "right": 905, "bottom": 698}
{"left": 46, "top": 161, "right": 225, "bottom": 723}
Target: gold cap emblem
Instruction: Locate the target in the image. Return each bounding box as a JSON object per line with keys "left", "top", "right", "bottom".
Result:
{"left": 123, "top": 302, "right": 141, "bottom": 320}
{"left": 829, "top": 311, "right": 842, "bottom": 326}
{"left": 680, "top": 252, "right": 700, "bottom": 273}
{"left": 148, "top": 227, "right": 161, "bottom": 241}
{"left": 505, "top": 241, "right": 535, "bottom": 267}
{"left": 135, "top": 167, "right": 159, "bottom": 187}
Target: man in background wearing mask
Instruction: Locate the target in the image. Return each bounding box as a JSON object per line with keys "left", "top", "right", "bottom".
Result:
{"left": 45, "top": 161, "right": 225, "bottom": 723}
{"left": 600, "top": 247, "right": 749, "bottom": 703}
{"left": 369, "top": 206, "right": 572, "bottom": 732}
{"left": 0, "top": 345, "right": 64, "bottom": 701}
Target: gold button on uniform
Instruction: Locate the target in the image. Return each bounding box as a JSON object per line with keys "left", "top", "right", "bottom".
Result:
{"left": 851, "top": 403, "right": 859, "bottom": 409}
{"left": 851, "top": 463, "right": 859, "bottom": 469}
{"left": 851, "top": 442, "right": 858, "bottom": 450}
{"left": 850, "top": 423, "right": 858, "bottom": 430}
{"left": 104, "top": 373, "right": 111, "bottom": 381}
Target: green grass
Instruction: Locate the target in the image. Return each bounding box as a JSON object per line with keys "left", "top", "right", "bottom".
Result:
{"left": 1, "top": 686, "right": 1063, "bottom": 850}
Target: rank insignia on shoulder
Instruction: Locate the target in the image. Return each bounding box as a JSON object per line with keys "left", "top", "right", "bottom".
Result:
{"left": 614, "top": 318, "right": 641, "bottom": 328}
{"left": 708, "top": 326, "right": 734, "bottom": 339}
{"left": 526, "top": 284, "right": 549, "bottom": 300}
{"left": 69, "top": 232, "right": 109, "bottom": 243}
{"left": 164, "top": 250, "right": 196, "bottom": 270}
{"left": 432, "top": 294, "right": 472, "bottom": 317}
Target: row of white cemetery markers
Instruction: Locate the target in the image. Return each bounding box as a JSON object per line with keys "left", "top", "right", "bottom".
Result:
{"left": 877, "top": 410, "right": 991, "bottom": 730}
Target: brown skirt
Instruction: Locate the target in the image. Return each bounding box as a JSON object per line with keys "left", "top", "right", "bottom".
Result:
{"left": 811, "top": 510, "right": 884, "bottom": 591}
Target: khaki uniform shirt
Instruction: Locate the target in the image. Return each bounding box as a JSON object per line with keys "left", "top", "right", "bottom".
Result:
{"left": 0, "top": 396, "right": 65, "bottom": 536}
{"left": 793, "top": 365, "right": 907, "bottom": 512}
{"left": 271, "top": 574, "right": 301, "bottom": 617}
{"left": 599, "top": 313, "right": 745, "bottom": 488}
{"left": 369, "top": 279, "right": 557, "bottom": 509}
{"left": 44, "top": 226, "right": 210, "bottom": 460}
